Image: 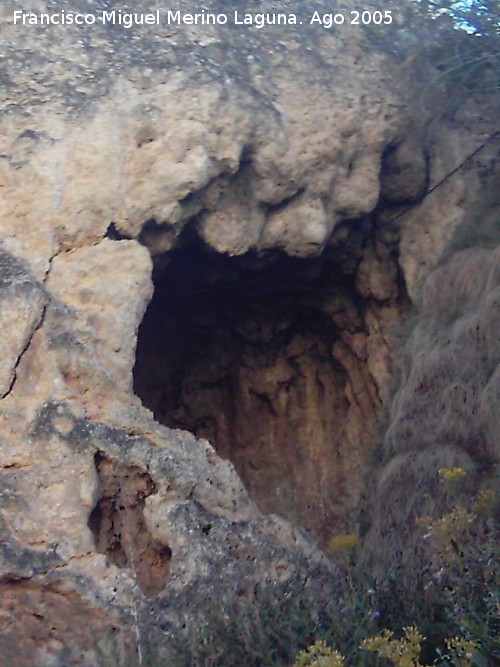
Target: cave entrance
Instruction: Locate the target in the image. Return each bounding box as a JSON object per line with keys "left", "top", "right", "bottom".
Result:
{"left": 133, "top": 233, "right": 369, "bottom": 544}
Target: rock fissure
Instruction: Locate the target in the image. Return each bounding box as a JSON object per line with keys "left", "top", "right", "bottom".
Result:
{"left": 1, "top": 299, "right": 49, "bottom": 400}
{"left": 0, "top": 250, "right": 57, "bottom": 401}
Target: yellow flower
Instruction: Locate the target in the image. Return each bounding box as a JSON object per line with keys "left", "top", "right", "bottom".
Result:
{"left": 329, "top": 533, "right": 359, "bottom": 553}
{"left": 294, "top": 640, "right": 345, "bottom": 667}
{"left": 445, "top": 636, "right": 476, "bottom": 667}
{"left": 361, "top": 626, "right": 425, "bottom": 667}
{"left": 430, "top": 506, "right": 474, "bottom": 542}
{"left": 361, "top": 629, "right": 394, "bottom": 652}
{"left": 438, "top": 467, "right": 468, "bottom": 483}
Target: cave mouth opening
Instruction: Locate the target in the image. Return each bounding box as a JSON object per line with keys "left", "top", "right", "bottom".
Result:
{"left": 133, "top": 229, "right": 368, "bottom": 544}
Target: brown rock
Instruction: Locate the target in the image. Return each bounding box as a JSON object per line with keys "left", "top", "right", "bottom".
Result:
{"left": 0, "top": 1, "right": 498, "bottom": 664}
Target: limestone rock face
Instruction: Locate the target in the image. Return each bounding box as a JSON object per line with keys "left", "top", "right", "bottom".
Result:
{"left": 47, "top": 241, "right": 153, "bottom": 396}
{"left": 0, "top": 0, "right": 498, "bottom": 664}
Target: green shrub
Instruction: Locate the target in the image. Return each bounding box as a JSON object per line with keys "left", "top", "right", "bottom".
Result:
{"left": 296, "top": 468, "right": 498, "bottom": 667}
{"left": 293, "top": 641, "right": 345, "bottom": 667}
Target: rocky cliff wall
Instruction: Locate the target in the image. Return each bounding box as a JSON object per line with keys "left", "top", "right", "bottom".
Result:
{"left": 0, "top": 1, "right": 498, "bottom": 665}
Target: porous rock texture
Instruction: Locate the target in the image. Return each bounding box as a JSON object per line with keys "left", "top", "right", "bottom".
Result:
{"left": 0, "top": 0, "right": 499, "bottom": 664}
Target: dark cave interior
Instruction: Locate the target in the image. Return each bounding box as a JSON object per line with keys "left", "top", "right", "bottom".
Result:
{"left": 133, "top": 221, "right": 396, "bottom": 543}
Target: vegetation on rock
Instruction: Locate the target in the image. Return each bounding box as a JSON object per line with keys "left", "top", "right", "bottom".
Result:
{"left": 295, "top": 468, "right": 498, "bottom": 667}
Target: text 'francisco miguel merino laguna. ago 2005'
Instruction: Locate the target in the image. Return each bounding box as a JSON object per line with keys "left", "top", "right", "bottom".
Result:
{"left": 13, "top": 9, "right": 394, "bottom": 30}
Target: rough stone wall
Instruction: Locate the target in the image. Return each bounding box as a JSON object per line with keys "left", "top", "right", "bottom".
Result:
{"left": 0, "top": 0, "right": 498, "bottom": 664}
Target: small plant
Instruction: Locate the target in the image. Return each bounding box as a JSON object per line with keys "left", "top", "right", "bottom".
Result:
{"left": 438, "top": 468, "right": 468, "bottom": 484}
{"left": 361, "top": 626, "right": 425, "bottom": 667}
{"left": 294, "top": 640, "right": 345, "bottom": 667}
{"left": 360, "top": 628, "right": 478, "bottom": 667}
{"left": 437, "top": 636, "right": 477, "bottom": 667}
{"left": 438, "top": 467, "right": 468, "bottom": 496}
{"left": 420, "top": 505, "right": 475, "bottom": 562}
{"left": 473, "top": 489, "right": 494, "bottom": 516}
{"left": 329, "top": 534, "right": 359, "bottom": 578}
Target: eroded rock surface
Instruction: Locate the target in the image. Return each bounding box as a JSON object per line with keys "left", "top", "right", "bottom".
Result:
{"left": 0, "top": 0, "right": 498, "bottom": 664}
